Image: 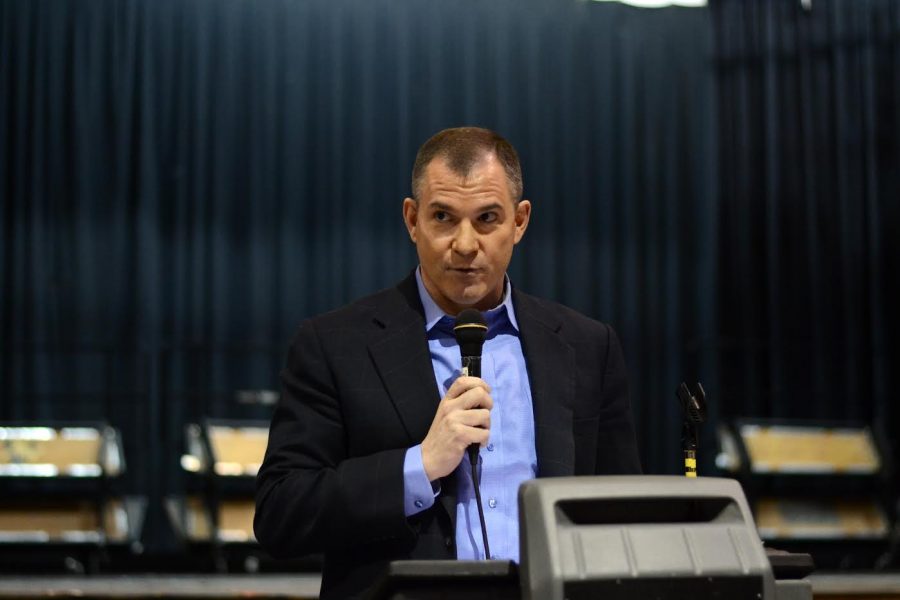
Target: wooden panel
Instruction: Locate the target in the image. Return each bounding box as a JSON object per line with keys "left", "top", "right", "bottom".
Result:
{"left": 757, "top": 498, "right": 889, "bottom": 539}
{"left": 208, "top": 426, "right": 267, "bottom": 477}
{"left": 0, "top": 427, "right": 103, "bottom": 477}
{"left": 217, "top": 499, "right": 255, "bottom": 542}
{"left": 0, "top": 503, "right": 98, "bottom": 534}
{"left": 0, "top": 500, "right": 130, "bottom": 541}
{"left": 740, "top": 425, "right": 880, "bottom": 474}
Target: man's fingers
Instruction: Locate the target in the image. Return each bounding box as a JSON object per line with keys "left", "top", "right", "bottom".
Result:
{"left": 455, "top": 408, "right": 491, "bottom": 429}
{"left": 423, "top": 376, "right": 494, "bottom": 480}
{"left": 448, "top": 422, "right": 491, "bottom": 449}
{"left": 455, "top": 386, "right": 493, "bottom": 410}
{"left": 438, "top": 384, "right": 492, "bottom": 415}
{"left": 446, "top": 376, "right": 491, "bottom": 399}
{"left": 470, "top": 426, "right": 490, "bottom": 447}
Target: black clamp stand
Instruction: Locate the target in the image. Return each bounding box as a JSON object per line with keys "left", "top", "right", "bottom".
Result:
{"left": 676, "top": 382, "right": 707, "bottom": 478}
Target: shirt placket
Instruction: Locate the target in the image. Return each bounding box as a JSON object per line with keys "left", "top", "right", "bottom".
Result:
{"left": 481, "top": 345, "right": 501, "bottom": 559}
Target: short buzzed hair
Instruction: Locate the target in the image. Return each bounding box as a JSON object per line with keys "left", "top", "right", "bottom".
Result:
{"left": 411, "top": 127, "right": 523, "bottom": 203}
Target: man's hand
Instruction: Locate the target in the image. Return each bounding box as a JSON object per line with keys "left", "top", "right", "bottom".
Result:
{"left": 421, "top": 376, "right": 493, "bottom": 481}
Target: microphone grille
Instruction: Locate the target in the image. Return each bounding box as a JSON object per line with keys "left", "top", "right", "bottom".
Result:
{"left": 454, "top": 308, "right": 487, "bottom": 330}
{"left": 454, "top": 308, "right": 488, "bottom": 354}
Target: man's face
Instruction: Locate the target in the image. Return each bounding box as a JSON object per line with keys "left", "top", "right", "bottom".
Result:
{"left": 403, "top": 154, "right": 531, "bottom": 316}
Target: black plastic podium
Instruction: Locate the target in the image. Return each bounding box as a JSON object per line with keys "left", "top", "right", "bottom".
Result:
{"left": 368, "top": 560, "right": 518, "bottom": 600}
{"left": 369, "top": 477, "right": 815, "bottom": 600}
{"left": 368, "top": 553, "right": 812, "bottom": 600}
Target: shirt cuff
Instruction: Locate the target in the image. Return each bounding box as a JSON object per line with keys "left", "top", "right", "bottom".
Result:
{"left": 403, "top": 445, "right": 440, "bottom": 516}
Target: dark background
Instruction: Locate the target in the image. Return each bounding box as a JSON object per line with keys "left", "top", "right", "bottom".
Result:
{"left": 2, "top": 0, "right": 898, "bottom": 557}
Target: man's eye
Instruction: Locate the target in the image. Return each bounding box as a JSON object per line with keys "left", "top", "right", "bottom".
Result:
{"left": 479, "top": 212, "right": 498, "bottom": 223}
{"left": 434, "top": 211, "right": 449, "bottom": 222}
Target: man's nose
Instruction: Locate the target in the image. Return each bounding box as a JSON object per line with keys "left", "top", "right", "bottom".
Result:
{"left": 452, "top": 221, "right": 478, "bottom": 256}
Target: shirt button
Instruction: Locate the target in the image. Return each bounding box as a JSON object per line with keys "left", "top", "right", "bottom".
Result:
{"left": 414, "top": 499, "right": 423, "bottom": 509}
{"left": 488, "top": 498, "right": 497, "bottom": 509}
{"left": 487, "top": 443, "right": 494, "bottom": 452}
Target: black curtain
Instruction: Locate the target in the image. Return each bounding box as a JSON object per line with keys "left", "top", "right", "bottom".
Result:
{"left": 1, "top": 0, "right": 896, "bottom": 554}
{"left": 711, "top": 0, "right": 899, "bottom": 439}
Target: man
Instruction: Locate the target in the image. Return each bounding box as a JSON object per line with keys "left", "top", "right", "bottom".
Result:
{"left": 254, "top": 127, "right": 641, "bottom": 598}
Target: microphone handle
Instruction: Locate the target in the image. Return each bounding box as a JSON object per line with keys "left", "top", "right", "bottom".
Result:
{"left": 461, "top": 355, "right": 481, "bottom": 378}
{"left": 467, "top": 443, "right": 480, "bottom": 465}
{"left": 460, "top": 354, "right": 491, "bottom": 559}
{"left": 460, "top": 355, "right": 483, "bottom": 465}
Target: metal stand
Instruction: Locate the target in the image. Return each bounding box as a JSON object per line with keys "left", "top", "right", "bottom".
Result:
{"left": 676, "top": 382, "right": 706, "bottom": 477}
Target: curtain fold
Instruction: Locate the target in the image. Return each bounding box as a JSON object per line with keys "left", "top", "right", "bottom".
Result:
{"left": 711, "top": 0, "right": 898, "bottom": 437}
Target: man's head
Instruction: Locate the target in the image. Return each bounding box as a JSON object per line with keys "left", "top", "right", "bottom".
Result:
{"left": 410, "top": 127, "right": 524, "bottom": 204}
{"left": 403, "top": 127, "right": 531, "bottom": 316}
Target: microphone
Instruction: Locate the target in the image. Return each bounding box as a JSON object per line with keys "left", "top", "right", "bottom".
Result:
{"left": 676, "top": 382, "right": 707, "bottom": 478}
{"left": 453, "top": 308, "right": 491, "bottom": 560}
{"left": 453, "top": 308, "right": 489, "bottom": 466}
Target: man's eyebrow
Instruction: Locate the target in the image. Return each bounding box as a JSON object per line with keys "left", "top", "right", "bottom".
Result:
{"left": 427, "top": 201, "right": 455, "bottom": 212}
{"left": 427, "top": 201, "right": 504, "bottom": 212}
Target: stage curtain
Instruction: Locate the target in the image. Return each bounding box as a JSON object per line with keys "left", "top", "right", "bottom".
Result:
{"left": 710, "top": 0, "right": 899, "bottom": 452}
{"left": 2, "top": 0, "right": 896, "bottom": 551}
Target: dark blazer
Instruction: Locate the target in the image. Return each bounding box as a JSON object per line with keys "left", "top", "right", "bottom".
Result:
{"left": 254, "top": 272, "right": 641, "bottom": 599}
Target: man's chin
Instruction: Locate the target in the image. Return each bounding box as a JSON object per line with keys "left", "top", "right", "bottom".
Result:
{"left": 452, "top": 288, "right": 503, "bottom": 312}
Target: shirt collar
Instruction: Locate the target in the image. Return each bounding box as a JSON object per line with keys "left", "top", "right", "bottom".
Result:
{"left": 415, "top": 267, "right": 520, "bottom": 333}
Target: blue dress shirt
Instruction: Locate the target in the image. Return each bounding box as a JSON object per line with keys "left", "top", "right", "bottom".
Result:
{"left": 403, "top": 268, "right": 537, "bottom": 561}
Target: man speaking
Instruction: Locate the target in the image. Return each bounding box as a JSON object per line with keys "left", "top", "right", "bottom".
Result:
{"left": 254, "top": 127, "right": 641, "bottom": 598}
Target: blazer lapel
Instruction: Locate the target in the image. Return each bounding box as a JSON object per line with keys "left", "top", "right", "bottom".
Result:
{"left": 514, "top": 290, "right": 576, "bottom": 477}
{"left": 367, "top": 274, "right": 442, "bottom": 445}
{"left": 367, "top": 272, "right": 459, "bottom": 537}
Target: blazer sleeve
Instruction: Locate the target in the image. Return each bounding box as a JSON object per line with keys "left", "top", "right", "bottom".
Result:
{"left": 254, "top": 319, "right": 415, "bottom": 558}
{"left": 594, "top": 324, "right": 642, "bottom": 474}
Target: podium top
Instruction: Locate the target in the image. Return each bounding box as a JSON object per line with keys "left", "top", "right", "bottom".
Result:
{"left": 369, "top": 560, "right": 518, "bottom": 600}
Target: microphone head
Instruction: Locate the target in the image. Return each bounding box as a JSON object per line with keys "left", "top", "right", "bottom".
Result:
{"left": 453, "top": 308, "right": 488, "bottom": 358}
{"left": 676, "top": 381, "right": 707, "bottom": 424}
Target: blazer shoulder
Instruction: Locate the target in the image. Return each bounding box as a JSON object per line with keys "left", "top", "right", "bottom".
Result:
{"left": 289, "top": 276, "right": 422, "bottom": 340}
{"left": 513, "top": 288, "right": 614, "bottom": 341}
{"left": 307, "top": 286, "right": 395, "bottom": 326}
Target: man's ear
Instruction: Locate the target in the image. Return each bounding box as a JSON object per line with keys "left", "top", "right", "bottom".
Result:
{"left": 402, "top": 197, "right": 418, "bottom": 243}
{"left": 513, "top": 199, "right": 532, "bottom": 244}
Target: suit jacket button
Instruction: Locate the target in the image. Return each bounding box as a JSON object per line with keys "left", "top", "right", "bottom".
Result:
{"left": 445, "top": 537, "right": 453, "bottom": 548}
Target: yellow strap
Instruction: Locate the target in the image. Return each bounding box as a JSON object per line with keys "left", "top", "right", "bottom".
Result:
{"left": 685, "top": 457, "right": 697, "bottom": 477}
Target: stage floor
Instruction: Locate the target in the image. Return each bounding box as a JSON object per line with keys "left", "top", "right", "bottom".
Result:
{"left": 811, "top": 573, "right": 900, "bottom": 599}
{"left": 0, "top": 575, "right": 322, "bottom": 599}
{"left": 0, "top": 572, "right": 898, "bottom": 599}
